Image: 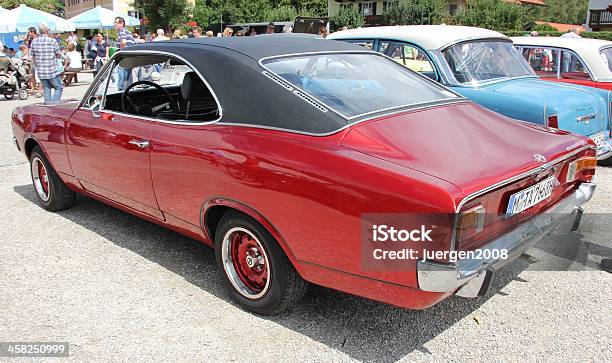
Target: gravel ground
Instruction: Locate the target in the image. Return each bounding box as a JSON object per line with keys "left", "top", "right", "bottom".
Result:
{"left": 0, "top": 76, "right": 610, "bottom": 362}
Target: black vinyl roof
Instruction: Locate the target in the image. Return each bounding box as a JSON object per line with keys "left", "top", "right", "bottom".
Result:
{"left": 125, "top": 34, "right": 365, "bottom": 61}
{"left": 114, "top": 35, "right": 375, "bottom": 134}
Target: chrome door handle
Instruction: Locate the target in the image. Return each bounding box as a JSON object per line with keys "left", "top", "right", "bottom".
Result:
{"left": 129, "top": 139, "right": 150, "bottom": 149}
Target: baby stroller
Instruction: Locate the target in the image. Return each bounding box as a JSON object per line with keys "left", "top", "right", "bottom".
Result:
{"left": 0, "top": 56, "right": 29, "bottom": 100}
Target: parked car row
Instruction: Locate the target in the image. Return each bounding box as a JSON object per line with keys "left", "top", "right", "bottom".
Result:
{"left": 328, "top": 25, "right": 612, "bottom": 164}
{"left": 11, "top": 33, "right": 602, "bottom": 315}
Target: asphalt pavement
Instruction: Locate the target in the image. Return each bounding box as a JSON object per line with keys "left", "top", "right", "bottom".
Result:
{"left": 0, "top": 75, "right": 610, "bottom": 362}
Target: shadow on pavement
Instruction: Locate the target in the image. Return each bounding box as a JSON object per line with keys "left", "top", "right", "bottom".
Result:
{"left": 15, "top": 184, "right": 539, "bottom": 362}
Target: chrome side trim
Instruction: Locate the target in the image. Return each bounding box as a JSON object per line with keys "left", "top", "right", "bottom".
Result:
{"left": 262, "top": 71, "right": 294, "bottom": 91}
{"left": 450, "top": 144, "right": 593, "bottom": 251}
{"left": 292, "top": 89, "right": 328, "bottom": 113}
{"left": 81, "top": 49, "right": 223, "bottom": 126}
{"left": 214, "top": 99, "right": 470, "bottom": 137}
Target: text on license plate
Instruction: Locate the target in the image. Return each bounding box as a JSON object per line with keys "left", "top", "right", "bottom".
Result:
{"left": 590, "top": 132, "right": 605, "bottom": 148}
{"left": 506, "top": 176, "right": 555, "bottom": 216}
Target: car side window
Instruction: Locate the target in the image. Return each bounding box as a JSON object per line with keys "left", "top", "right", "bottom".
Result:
{"left": 522, "top": 47, "right": 559, "bottom": 78}
{"left": 379, "top": 40, "right": 437, "bottom": 81}
{"left": 561, "top": 50, "right": 592, "bottom": 81}
{"left": 97, "top": 55, "right": 219, "bottom": 123}
{"left": 345, "top": 39, "right": 374, "bottom": 50}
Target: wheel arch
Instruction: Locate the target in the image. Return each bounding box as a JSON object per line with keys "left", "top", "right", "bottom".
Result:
{"left": 201, "top": 198, "right": 301, "bottom": 271}
{"left": 24, "top": 136, "right": 42, "bottom": 159}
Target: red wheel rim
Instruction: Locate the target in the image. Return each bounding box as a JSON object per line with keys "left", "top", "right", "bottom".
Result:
{"left": 31, "top": 157, "right": 50, "bottom": 202}
{"left": 221, "top": 227, "right": 271, "bottom": 299}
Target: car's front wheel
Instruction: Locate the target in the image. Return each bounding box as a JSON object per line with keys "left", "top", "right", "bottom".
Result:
{"left": 29, "top": 146, "right": 76, "bottom": 211}
{"left": 214, "top": 211, "right": 307, "bottom": 315}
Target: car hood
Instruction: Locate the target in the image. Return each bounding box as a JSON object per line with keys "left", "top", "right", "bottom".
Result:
{"left": 341, "top": 102, "right": 588, "bottom": 195}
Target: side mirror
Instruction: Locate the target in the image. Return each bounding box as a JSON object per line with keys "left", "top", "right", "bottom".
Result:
{"left": 86, "top": 96, "right": 101, "bottom": 118}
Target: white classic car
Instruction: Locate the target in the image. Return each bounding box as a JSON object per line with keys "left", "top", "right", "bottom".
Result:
{"left": 511, "top": 36, "right": 612, "bottom": 90}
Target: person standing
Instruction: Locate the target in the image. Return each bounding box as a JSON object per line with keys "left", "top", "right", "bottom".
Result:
{"left": 193, "top": 27, "right": 202, "bottom": 38}
{"left": 153, "top": 29, "right": 169, "bottom": 41}
{"left": 114, "top": 16, "right": 134, "bottom": 91}
{"left": 265, "top": 23, "right": 275, "bottom": 34}
{"left": 30, "top": 23, "right": 63, "bottom": 104}
{"left": 91, "top": 33, "right": 109, "bottom": 76}
{"left": 84, "top": 35, "right": 93, "bottom": 69}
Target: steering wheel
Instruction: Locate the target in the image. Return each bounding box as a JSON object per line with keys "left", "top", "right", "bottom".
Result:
{"left": 121, "top": 80, "right": 177, "bottom": 117}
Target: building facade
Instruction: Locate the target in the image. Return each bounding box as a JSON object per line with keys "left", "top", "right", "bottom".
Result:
{"left": 328, "top": 0, "right": 545, "bottom": 26}
{"left": 586, "top": 0, "right": 612, "bottom": 31}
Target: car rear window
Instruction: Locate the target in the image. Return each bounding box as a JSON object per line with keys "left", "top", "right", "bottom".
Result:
{"left": 262, "top": 53, "right": 459, "bottom": 119}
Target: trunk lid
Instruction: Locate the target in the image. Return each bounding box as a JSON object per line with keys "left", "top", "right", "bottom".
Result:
{"left": 490, "top": 78, "right": 608, "bottom": 137}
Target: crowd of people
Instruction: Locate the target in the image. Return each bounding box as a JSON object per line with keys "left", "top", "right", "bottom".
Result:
{"left": 1, "top": 17, "right": 330, "bottom": 104}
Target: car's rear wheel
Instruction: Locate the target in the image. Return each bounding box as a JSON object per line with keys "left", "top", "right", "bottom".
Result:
{"left": 29, "top": 146, "right": 76, "bottom": 211}
{"left": 214, "top": 211, "right": 307, "bottom": 315}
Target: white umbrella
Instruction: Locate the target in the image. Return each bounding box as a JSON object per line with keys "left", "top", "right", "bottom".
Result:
{"left": 68, "top": 5, "right": 140, "bottom": 29}
{"left": 0, "top": 4, "right": 75, "bottom": 34}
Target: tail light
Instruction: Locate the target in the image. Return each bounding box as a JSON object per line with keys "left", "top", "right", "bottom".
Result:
{"left": 566, "top": 156, "right": 597, "bottom": 183}
{"left": 547, "top": 114, "right": 558, "bottom": 128}
{"left": 455, "top": 204, "right": 485, "bottom": 243}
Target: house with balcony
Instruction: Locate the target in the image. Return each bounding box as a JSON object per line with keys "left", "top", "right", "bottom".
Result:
{"left": 328, "top": 0, "right": 545, "bottom": 26}
{"left": 586, "top": 1, "right": 612, "bottom": 31}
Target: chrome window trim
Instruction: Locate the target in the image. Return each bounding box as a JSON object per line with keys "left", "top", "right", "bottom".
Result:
{"left": 450, "top": 144, "right": 594, "bottom": 251}
{"left": 258, "top": 50, "right": 462, "bottom": 121}
{"left": 80, "top": 49, "right": 223, "bottom": 126}
{"left": 215, "top": 98, "right": 470, "bottom": 137}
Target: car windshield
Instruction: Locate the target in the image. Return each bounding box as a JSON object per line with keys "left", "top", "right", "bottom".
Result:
{"left": 443, "top": 41, "right": 534, "bottom": 84}
{"left": 600, "top": 47, "right": 612, "bottom": 72}
{"left": 262, "top": 53, "right": 459, "bottom": 119}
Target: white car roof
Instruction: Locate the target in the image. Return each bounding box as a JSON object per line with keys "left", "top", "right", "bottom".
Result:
{"left": 511, "top": 36, "right": 612, "bottom": 81}
{"left": 327, "top": 25, "right": 509, "bottom": 51}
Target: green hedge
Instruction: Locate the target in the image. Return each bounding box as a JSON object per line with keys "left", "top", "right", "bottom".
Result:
{"left": 502, "top": 30, "right": 612, "bottom": 41}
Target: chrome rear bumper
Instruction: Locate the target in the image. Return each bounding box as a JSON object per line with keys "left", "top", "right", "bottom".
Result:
{"left": 417, "top": 182, "right": 596, "bottom": 297}
{"left": 596, "top": 140, "right": 611, "bottom": 160}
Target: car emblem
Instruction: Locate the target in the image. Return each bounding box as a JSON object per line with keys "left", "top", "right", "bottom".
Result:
{"left": 533, "top": 154, "right": 547, "bottom": 163}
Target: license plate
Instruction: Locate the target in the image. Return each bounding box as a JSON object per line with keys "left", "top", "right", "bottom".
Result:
{"left": 506, "top": 176, "right": 555, "bottom": 216}
{"left": 590, "top": 132, "right": 605, "bottom": 148}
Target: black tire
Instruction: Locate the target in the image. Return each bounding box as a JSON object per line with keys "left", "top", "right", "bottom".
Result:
{"left": 29, "top": 146, "right": 76, "bottom": 211}
{"left": 598, "top": 157, "right": 612, "bottom": 167}
{"left": 214, "top": 211, "right": 307, "bottom": 315}
{"left": 4, "top": 90, "right": 14, "bottom": 100}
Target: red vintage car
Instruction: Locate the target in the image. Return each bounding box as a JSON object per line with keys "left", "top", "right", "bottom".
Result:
{"left": 12, "top": 36, "right": 598, "bottom": 314}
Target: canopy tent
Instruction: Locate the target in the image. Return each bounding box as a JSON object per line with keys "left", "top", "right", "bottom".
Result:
{"left": 68, "top": 6, "right": 140, "bottom": 29}
{"left": 0, "top": 4, "right": 75, "bottom": 33}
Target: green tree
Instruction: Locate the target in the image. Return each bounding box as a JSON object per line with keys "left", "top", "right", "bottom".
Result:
{"left": 531, "top": 0, "right": 588, "bottom": 25}
{"left": 0, "top": 0, "right": 64, "bottom": 16}
{"left": 453, "top": 0, "right": 525, "bottom": 31}
{"left": 266, "top": 5, "right": 298, "bottom": 22}
{"left": 329, "top": 7, "right": 364, "bottom": 31}
{"left": 140, "top": 0, "right": 191, "bottom": 31}
{"left": 383, "top": 0, "right": 445, "bottom": 26}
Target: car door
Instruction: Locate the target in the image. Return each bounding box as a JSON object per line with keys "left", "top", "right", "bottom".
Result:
{"left": 67, "top": 61, "right": 163, "bottom": 220}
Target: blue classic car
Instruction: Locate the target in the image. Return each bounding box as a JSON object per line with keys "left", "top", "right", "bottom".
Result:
{"left": 328, "top": 25, "right": 612, "bottom": 163}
